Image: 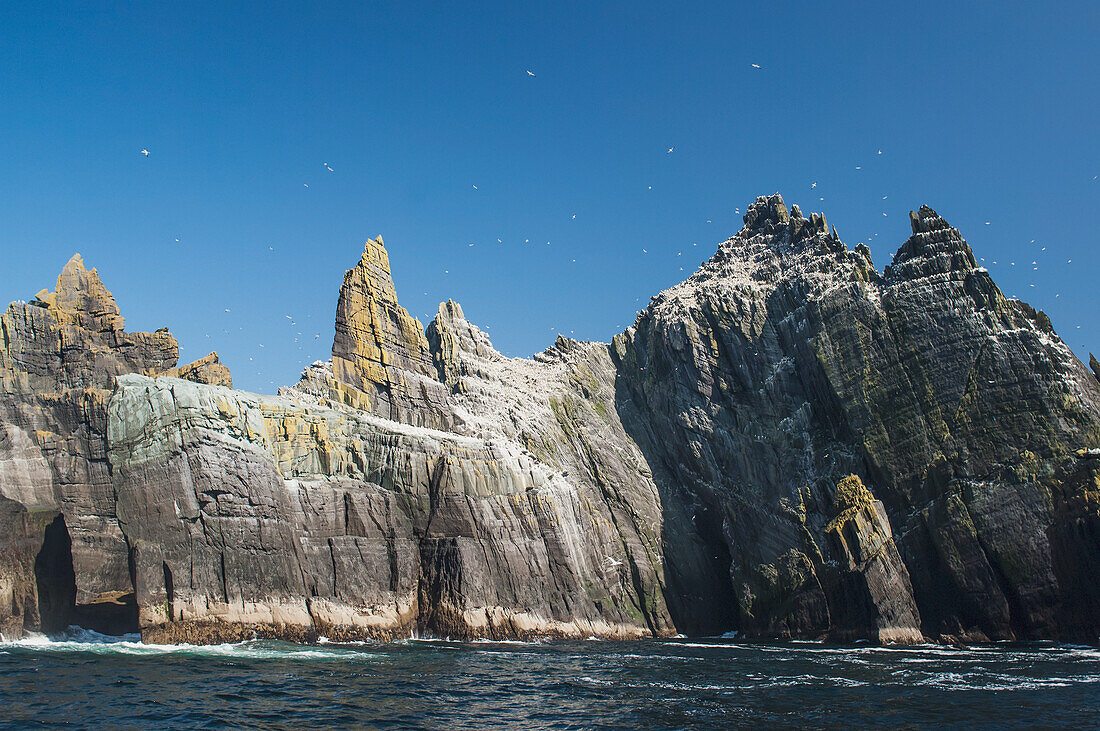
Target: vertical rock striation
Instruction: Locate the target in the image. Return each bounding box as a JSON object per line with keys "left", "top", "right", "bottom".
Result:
{"left": 1, "top": 198, "right": 1098, "bottom": 644}
{"left": 331, "top": 237, "right": 452, "bottom": 429}
{"left": 611, "top": 196, "right": 1100, "bottom": 642}
{"left": 0, "top": 254, "right": 178, "bottom": 636}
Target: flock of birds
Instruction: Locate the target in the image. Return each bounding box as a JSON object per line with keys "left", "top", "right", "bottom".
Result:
{"left": 134, "top": 65, "right": 1092, "bottom": 389}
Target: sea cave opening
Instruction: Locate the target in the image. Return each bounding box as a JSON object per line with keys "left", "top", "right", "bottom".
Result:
{"left": 33, "top": 515, "right": 77, "bottom": 633}
{"left": 33, "top": 514, "right": 139, "bottom": 636}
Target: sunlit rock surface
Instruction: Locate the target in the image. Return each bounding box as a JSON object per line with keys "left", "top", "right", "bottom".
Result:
{"left": 2, "top": 198, "right": 1098, "bottom": 644}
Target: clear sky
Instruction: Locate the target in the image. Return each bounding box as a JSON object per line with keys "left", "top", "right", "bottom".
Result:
{"left": 2, "top": 1, "right": 1097, "bottom": 393}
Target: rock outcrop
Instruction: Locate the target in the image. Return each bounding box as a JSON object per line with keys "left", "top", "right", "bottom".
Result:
{"left": 0, "top": 254, "right": 177, "bottom": 637}
{"left": 611, "top": 196, "right": 1099, "bottom": 642}
{"left": 330, "top": 237, "right": 452, "bottom": 429}
{"left": 1, "top": 198, "right": 1098, "bottom": 645}
{"left": 168, "top": 352, "right": 232, "bottom": 388}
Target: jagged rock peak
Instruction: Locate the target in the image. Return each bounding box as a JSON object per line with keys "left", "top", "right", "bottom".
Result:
{"left": 429, "top": 300, "right": 497, "bottom": 357}
{"left": 330, "top": 236, "right": 453, "bottom": 427}
{"left": 739, "top": 194, "right": 834, "bottom": 245}
{"left": 331, "top": 236, "right": 437, "bottom": 392}
{"left": 1090, "top": 353, "right": 1100, "bottom": 384}
{"left": 886, "top": 206, "right": 977, "bottom": 281}
{"left": 32, "top": 253, "right": 124, "bottom": 332}
{"left": 426, "top": 299, "right": 500, "bottom": 391}
{"left": 908, "top": 205, "right": 954, "bottom": 234}
{"left": 742, "top": 193, "right": 790, "bottom": 230}
{"left": 4, "top": 253, "right": 178, "bottom": 393}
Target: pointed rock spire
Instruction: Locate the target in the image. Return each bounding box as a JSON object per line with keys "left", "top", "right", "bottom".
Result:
{"left": 7, "top": 254, "right": 177, "bottom": 392}
{"left": 331, "top": 236, "right": 450, "bottom": 425}
{"left": 33, "top": 253, "right": 125, "bottom": 333}
{"left": 886, "top": 206, "right": 978, "bottom": 281}
{"left": 426, "top": 299, "right": 500, "bottom": 392}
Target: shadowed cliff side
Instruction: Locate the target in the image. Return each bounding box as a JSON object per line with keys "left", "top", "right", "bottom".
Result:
{"left": 611, "top": 195, "right": 1100, "bottom": 643}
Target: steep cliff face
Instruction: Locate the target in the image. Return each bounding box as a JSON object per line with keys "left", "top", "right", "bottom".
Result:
{"left": 1, "top": 198, "right": 1098, "bottom": 645}
{"left": 0, "top": 255, "right": 178, "bottom": 637}
{"left": 612, "top": 196, "right": 1100, "bottom": 642}
{"left": 610, "top": 195, "right": 925, "bottom": 642}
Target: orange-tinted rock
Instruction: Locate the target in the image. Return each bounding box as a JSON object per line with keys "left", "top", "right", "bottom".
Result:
{"left": 6, "top": 253, "right": 178, "bottom": 394}
{"left": 330, "top": 237, "right": 452, "bottom": 428}
{"left": 170, "top": 351, "right": 232, "bottom": 388}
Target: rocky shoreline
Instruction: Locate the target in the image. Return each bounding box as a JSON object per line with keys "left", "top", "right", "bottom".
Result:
{"left": 2, "top": 195, "right": 1098, "bottom": 646}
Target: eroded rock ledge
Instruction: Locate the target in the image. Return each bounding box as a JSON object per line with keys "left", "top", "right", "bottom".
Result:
{"left": 2, "top": 195, "right": 1098, "bottom": 645}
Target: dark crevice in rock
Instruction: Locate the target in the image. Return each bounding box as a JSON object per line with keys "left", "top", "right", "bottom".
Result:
{"left": 33, "top": 515, "right": 77, "bottom": 633}
{"left": 33, "top": 514, "right": 138, "bottom": 635}
{"left": 162, "top": 562, "right": 175, "bottom": 622}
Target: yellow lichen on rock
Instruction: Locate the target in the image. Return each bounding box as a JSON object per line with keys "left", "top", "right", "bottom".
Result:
{"left": 826, "top": 474, "right": 876, "bottom": 533}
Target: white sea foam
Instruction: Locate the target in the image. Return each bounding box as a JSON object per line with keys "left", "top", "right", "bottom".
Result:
{"left": 911, "top": 671, "right": 1099, "bottom": 692}
{"left": 0, "top": 626, "right": 379, "bottom": 661}
{"left": 471, "top": 638, "right": 542, "bottom": 645}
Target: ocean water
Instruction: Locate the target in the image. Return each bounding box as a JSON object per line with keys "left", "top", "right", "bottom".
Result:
{"left": 1, "top": 628, "right": 1098, "bottom": 729}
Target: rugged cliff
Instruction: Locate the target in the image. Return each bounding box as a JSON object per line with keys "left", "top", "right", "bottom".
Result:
{"left": 2, "top": 196, "right": 1097, "bottom": 644}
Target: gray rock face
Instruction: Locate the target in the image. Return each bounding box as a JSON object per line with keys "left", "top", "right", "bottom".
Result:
{"left": 1, "top": 198, "right": 1098, "bottom": 644}
{"left": 611, "top": 196, "right": 1100, "bottom": 642}
{"left": 0, "top": 255, "right": 178, "bottom": 636}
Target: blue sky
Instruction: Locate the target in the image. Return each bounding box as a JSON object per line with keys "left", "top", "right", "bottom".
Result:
{"left": 2, "top": 1, "right": 1097, "bottom": 392}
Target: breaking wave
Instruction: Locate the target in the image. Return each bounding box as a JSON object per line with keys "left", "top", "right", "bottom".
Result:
{"left": 0, "top": 626, "right": 380, "bottom": 661}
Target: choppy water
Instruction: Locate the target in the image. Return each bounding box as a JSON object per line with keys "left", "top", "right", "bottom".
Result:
{"left": 1, "top": 628, "right": 1098, "bottom": 729}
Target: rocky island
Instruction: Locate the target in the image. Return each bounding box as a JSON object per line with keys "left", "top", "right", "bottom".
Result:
{"left": 2, "top": 195, "right": 1098, "bottom": 646}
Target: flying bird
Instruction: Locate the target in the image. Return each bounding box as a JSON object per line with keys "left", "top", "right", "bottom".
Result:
{"left": 667, "top": 147, "right": 674, "bottom": 154}
{"left": 140, "top": 148, "right": 149, "bottom": 156}
{"left": 751, "top": 63, "right": 761, "bottom": 69}
{"left": 324, "top": 162, "right": 334, "bottom": 172}
{"left": 526, "top": 70, "right": 535, "bottom": 76}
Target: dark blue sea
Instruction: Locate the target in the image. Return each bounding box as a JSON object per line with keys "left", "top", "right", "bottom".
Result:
{"left": 1, "top": 628, "right": 1097, "bottom": 729}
